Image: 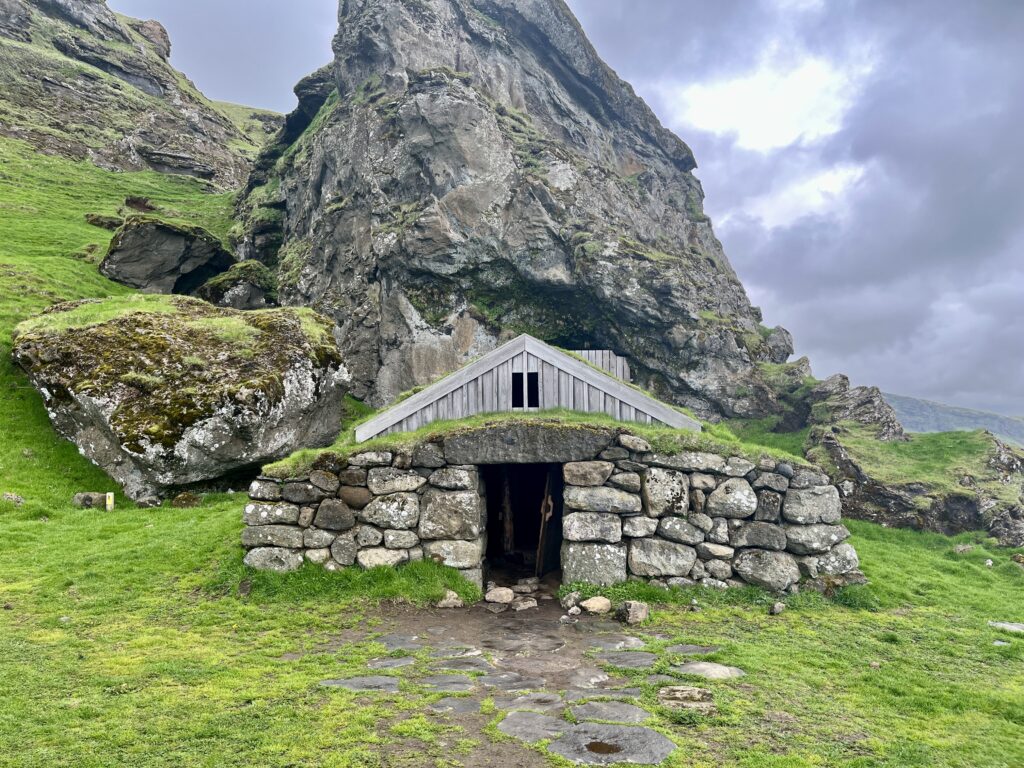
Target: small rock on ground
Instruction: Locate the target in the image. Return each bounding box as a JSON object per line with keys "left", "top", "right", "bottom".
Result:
{"left": 770, "top": 602, "right": 786, "bottom": 615}
{"left": 580, "top": 596, "right": 612, "bottom": 614}
{"left": 494, "top": 692, "right": 564, "bottom": 712}
{"left": 436, "top": 589, "right": 463, "bottom": 609}
{"left": 512, "top": 597, "right": 538, "bottom": 611}
{"left": 616, "top": 600, "right": 649, "bottom": 625}
{"left": 486, "top": 587, "right": 515, "bottom": 604}
{"left": 989, "top": 621, "right": 1024, "bottom": 634}
{"left": 657, "top": 685, "right": 716, "bottom": 715}
{"left": 674, "top": 661, "right": 745, "bottom": 680}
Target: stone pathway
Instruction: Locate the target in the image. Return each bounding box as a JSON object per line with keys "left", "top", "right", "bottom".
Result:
{"left": 308, "top": 594, "right": 749, "bottom": 766}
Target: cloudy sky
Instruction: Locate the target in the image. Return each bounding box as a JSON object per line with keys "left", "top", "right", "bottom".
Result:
{"left": 109, "top": 0, "right": 1024, "bottom": 416}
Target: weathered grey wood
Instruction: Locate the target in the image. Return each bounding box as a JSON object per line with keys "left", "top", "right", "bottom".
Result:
{"left": 541, "top": 362, "right": 558, "bottom": 409}
{"left": 558, "top": 370, "right": 572, "bottom": 408}
{"left": 355, "top": 334, "right": 701, "bottom": 441}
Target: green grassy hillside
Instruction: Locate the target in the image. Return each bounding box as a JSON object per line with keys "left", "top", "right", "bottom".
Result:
{"left": 0, "top": 135, "right": 236, "bottom": 516}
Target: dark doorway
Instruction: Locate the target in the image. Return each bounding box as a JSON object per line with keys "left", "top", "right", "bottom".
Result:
{"left": 482, "top": 463, "right": 564, "bottom": 579}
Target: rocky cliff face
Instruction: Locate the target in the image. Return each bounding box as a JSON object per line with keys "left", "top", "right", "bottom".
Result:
{"left": 238, "top": 0, "right": 793, "bottom": 417}
{"left": 0, "top": 0, "right": 278, "bottom": 187}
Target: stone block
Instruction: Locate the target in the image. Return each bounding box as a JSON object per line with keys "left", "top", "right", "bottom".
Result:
{"left": 357, "top": 547, "right": 409, "bottom": 569}
{"left": 314, "top": 498, "right": 356, "bottom": 531}
{"left": 423, "top": 538, "right": 485, "bottom": 569}
{"left": 337, "top": 467, "right": 367, "bottom": 486}
{"left": 753, "top": 473, "right": 789, "bottom": 493}
{"left": 643, "top": 468, "right": 689, "bottom": 517}
{"left": 384, "top": 529, "right": 420, "bottom": 549}
{"left": 428, "top": 467, "right": 477, "bottom": 490}
{"left": 563, "top": 512, "right": 622, "bottom": 543}
{"left": 730, "top": 521, "right": 787, "bottom": 551}
{"left": 783, "top": 486, "right": 842, "bottom": 524}
{"left": 561, "top": 542, "right": 628, "bottom": 586}
{"left": 412, "top": 442, "right": 446, "bottom": 468}
{"left": 627, "top": 538, "right": 696, "bottom": 577}
{"left": 339, "top": 486, "right": 373, "bottom": 509}
{"left": 563, "top": 461, "right": 615, "bottom": 486}
{"left": 647, "top": 452, "right": 727, "bottom": 474}
{"left": 309, "top": 470, "right": 340, "bottom": 493}
{"left": 303, "top": 527, "right": 337, "bottom": 548}
{"left": 706, "top": 478, "right": 758, "bottom": 518}
{"left": 330, "top": 531, "right": 358, "bottom": 565}
{"left": 695, "top": 542, "right": 734, "bottom": 560}
{"left": 356, "top": 525, "right": 384, "bottom": 546}
{"left": 243, "top": 502, "right": 300, "bottom": 526}
{"left": 564, "top": 485, "right": 642, "bottom": 514}
{"left": 618, "top": 434, "right": 652, "bottom": 453}
{"left": 348, "top": 451, "right": 393, "bottom": 467}
{"left": 724, "top": 457, "right": 756, "bottom": 477}
{"left": 608, "top": 472, "right": 642, "bottom": 492}
{"left": 282, "top": 482, "right": 327, "bottom": 505}
{"left": 418, "top": 489, "right": 482, "bottom": 540}
{"left": 784, "top": 524, "right": 850, "bottom": 555}
{"left": 244, "top": 547, "right": 303, "bottom": 572}
{"left": 359, "top": 492, "right": 420, "bottom": 530}
{"left": 657, "top": 517, "right": 705, "bottom": 545}
{"left": 241, "top": 525, "right": 304, "bottom": 549}
{"left": 248, "top": 479, "right": 282, "bottom": 501}
{"left": 623, "top": 516, "right": 658, "bottom": 538}
{"left": 367, "top": 467, "right": 427, "bottom": 495}
{"left": 754, "top": 490, "right": 783, "bottom": 522}
{"left": 733, "top": 549, "right": 800, "bottom": 591}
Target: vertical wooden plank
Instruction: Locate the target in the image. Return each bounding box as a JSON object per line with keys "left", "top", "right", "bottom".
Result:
{"left": 573, "top": 377, "right": 585, "bottom": 410}
{"left": 620, "top": 403, "right": 634, "bottom": 422}
{"left": 542, "top": 362, "right": 557, "bottom": 409}
{"left": 588, "top": 384, "right": 602, "bottom": 413}
{"left": 622, "top": 358, "right": 631, "bottom": 383}
{"left": 498, "top": 361, "right": 511, "bottom": 411}
{"left": 467, "top": 378, "right": 478, "bottom": 416}
{"left": 511, "top": 355, "right": 523, "bottom": 373}
{"left": 520, "top": 352, "right": 529, "bottom": 409}
{"left": 481, "top": 370, "right": 492, "bottom": 412}
{"left": 605, "top": 393, "right": 618, "bottom": 418}
{"left": 558, "top": 370, "right": 571, "bottom": 408}
{"left": 527, "top": 354, "right": 539, "bottom": 373}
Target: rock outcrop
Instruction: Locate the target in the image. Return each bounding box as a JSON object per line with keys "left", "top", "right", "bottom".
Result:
{"left": 236, "top": 0, "right": 792, "bottom": 418}
{"left": 13, "top": 296, "right": 349, "bottom": 501}
{"left": 0, "top": 0, "right": 279, "bottom": 186}
{"left": 100, "top": 217, "right": 236, "bottom": 295}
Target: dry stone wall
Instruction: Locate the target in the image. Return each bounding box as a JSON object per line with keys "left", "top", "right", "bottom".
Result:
{"left": 242, "top": 426, "right": 864, "bottom": 593}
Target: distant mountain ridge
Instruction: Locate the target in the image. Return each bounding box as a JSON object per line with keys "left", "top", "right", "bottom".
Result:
{"left": 884, "top": 393, "right": 1024, "bottom": 446}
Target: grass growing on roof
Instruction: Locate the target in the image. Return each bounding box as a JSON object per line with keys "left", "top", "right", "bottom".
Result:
{"left": 264, "top": 406, "right": 810, "bottom": 479}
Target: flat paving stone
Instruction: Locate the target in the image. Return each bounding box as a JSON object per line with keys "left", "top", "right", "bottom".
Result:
{"left": 483, "top": 635, "right": 567, "bottom": 654}
{"left": 378, "top": 633, "right": 423, "bottom": 651}
{"left": 427, "top": 696, "right": 480, "bottom": 715}
{"left": 479, "top": 671, "right": 548, "bottom": 691}
{"left": 367, "top": 657, "right": 416, "bottom": 670}
{"left": 598, "top": 651, "right": 658, "bottom": 670}
{"left": 548, "top": 723, "right": 676, "bottom": 765}
{"left": 319, "top": 675, "right": 399, "bottom": 692}
{"left": 430, "top": 645, "right": 482, "bottom": 658}
{"left": 646, "top": 674, "right": 676, "bottom": 684}
{"left": 431, "top": 656, "right": 494, "bottom": 673}
{"left": 673, "top": 661, "right": 745, "bottom": 680}
{"left": 420, "top": 674, "right": 475, "bottom": 692}
{"left": 494, "top": 692, "right": 565, "bottom": 712}
{"left": 571, "top": 701, "right": 650, "bottom": 724}
{"left": 588, "top": 636, "right": 647, "bottom": 651}
{"left": 666, "top": 644, "right": 719, "bottom": 655}
{"left": 564, "top": 688, "right": 641, "bottom": 703}
{"left": 497, "top": 711, "right": 566, "bottom": 743}
{"left": 568, "top": 666, "right": 610, "bottom": 688}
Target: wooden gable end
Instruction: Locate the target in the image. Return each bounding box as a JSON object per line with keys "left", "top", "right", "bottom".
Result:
{"left": 354, "top": 335, "right": 701, "bottom": 442}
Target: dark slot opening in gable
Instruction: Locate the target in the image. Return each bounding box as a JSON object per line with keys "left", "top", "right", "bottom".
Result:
{"left": 512, "top": 372, "right": 524, "bottom": 408}
{"left": 527, "top": 372, "right": 540, "bottom": 408}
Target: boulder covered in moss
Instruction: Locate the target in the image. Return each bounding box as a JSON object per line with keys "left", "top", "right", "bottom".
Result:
{"left": 196, "top": 261, "right": 278, "bottom": 310}
{"left": 100, "top": 216, "right": 235, "bottom": 296}
{"left": 13, "top": 296, "right": 350, "bottom": 501}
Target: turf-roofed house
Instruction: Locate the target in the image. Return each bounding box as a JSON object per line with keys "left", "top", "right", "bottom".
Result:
{"left": 243, "top": 335, "right": 864, "bottom": 592}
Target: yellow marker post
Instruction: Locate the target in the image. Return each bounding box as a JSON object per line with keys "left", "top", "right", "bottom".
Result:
{"left": 106, "top": 492, "right": 115, "bottom": 512}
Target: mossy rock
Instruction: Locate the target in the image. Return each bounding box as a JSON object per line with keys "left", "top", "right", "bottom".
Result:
{"left": 13, "top": 296, "right": 350, "bottom": 500}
